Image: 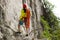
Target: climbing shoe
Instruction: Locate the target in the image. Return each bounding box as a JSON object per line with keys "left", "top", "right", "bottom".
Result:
{"left": 16, "top": 32, "right": 21, "bottom": 34}
{"left": 26, "top": 34, "right": 28, "bottom": 36}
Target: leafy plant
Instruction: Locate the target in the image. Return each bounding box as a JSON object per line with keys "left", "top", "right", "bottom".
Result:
{"left": 40, "top": 0, "right": 60, "bottom": 40}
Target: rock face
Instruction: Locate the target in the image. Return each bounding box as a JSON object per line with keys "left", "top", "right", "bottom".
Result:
{"left": 0, "top": 0, "right": 43, "bottom": 40}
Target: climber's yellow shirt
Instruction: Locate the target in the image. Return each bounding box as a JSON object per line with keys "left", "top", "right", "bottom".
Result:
{"left": 19, "top": 9, "right": 26, "bottom": 20}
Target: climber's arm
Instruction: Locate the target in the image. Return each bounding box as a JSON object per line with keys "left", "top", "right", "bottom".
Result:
{"left": 30, "top": 10, "right": 32, "bottom": 16}
{"left": 29, "top": 8, "right": 32, "bottom": 16}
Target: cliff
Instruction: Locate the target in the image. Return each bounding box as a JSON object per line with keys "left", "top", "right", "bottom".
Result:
{"left": 0, "top": 0, "right": 44, "bottom": 40}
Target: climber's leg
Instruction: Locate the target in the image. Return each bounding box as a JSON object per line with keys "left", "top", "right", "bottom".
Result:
{"left": 17, "top": 20, "right": 23, "bottom": 33}
{"left": 25, "top": 28, "right": 28, "bottom": 36}
{"left": 18, "top": 24, "right": 20, "bottom": 32}
{"left": 25, "top": 19, "right": 30, "bottom": 36}
{"left": 24, "top": 17, "right": 27, "bottom": 30}
{"left": 16, "top": 24, "right": 21, "bottom": 34}
{"left": 26, "top": 19, "right": 30, "bottom": 32}
{"left": 24, "top": 18, "right": 28, "bottom": 36}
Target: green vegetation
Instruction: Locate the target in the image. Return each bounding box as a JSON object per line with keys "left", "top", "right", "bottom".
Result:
{"left": 40, "top": 0, "right": 60, "bottom": 40}
{"left": 41, "top": 16, "right": 52, "bottom": 40}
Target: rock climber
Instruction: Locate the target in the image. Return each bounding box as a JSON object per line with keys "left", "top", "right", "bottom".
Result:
{"left": 23, "top": 4, "right": 31, "bottom": 36}
{"left": 17, "top": 4, "right": 26, "bottom": 33}
{"left": 17, "top": 3, "right": 31, "bottom": 36}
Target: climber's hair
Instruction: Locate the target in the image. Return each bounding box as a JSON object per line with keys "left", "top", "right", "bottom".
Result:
{"left": 23, "top": 8, "right": 26, "bottom": 13}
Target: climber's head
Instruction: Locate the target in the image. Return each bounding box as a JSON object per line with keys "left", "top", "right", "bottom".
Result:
{"left": 23, "top": 4, "right": 27, "bottom": 9}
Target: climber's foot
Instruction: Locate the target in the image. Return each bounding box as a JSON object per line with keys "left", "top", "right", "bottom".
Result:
{"left": 16, "top": 32, "right": 21, "bottom": 34}
{"left": 26, "top": 34, "right": 28, "bottom": 36}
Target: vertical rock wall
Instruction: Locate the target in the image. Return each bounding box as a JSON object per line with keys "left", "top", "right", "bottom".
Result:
{"left": 0, "top": 0, "right": 23, "bottom": 40}
{"left": 30, "top": 0, "right": 43, "bottom": 39}
{"left": 0, "top": 0, "right": 43, "bottom": 40}
{"left": 0, "top": 0, "right": 22, "bottom": 31}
